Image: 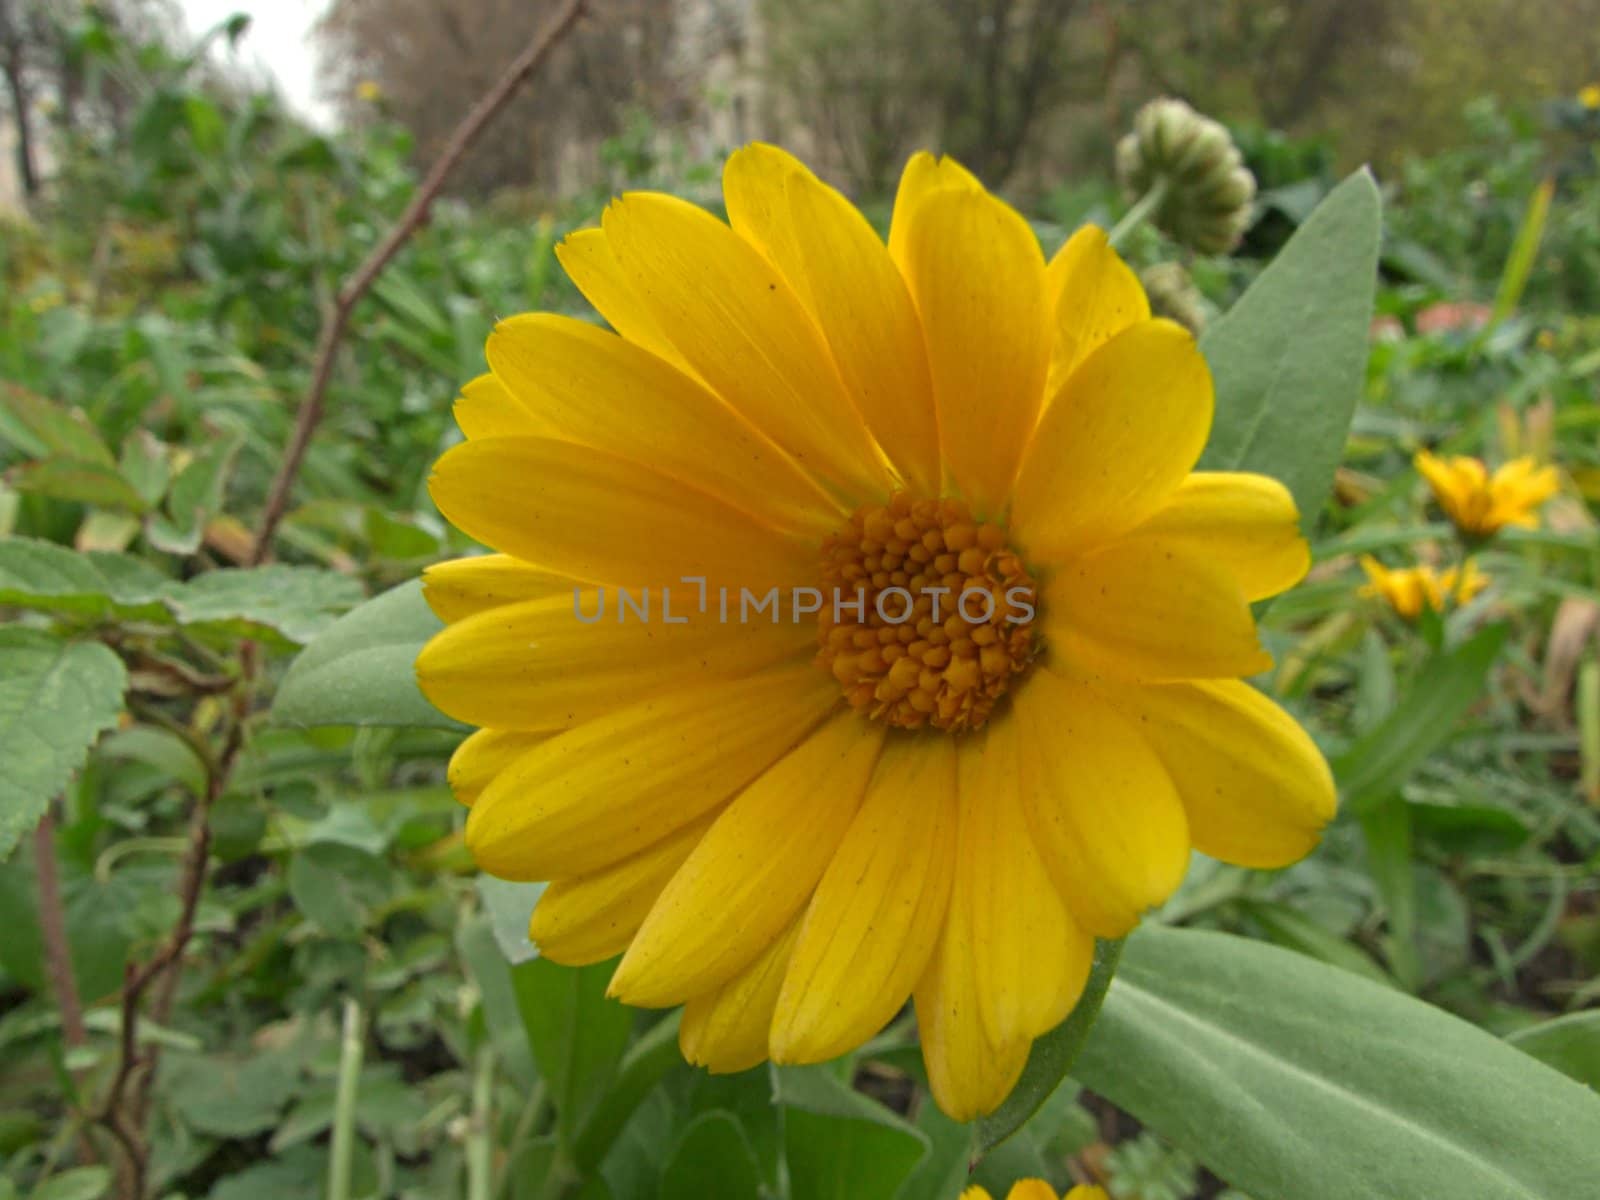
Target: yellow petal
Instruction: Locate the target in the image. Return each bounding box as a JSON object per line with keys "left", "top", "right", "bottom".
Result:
{"left": 417, "top": 593, "right": 812, "bottom": 732}
{"left": 958, "top": 718, "right": 1094, "bottom": 1046}
{"left": 455, "top": 373, "right": 549, "bottom": 440}
{"left": 888, "top": 151, "right": 982, "bottom": 269}
{"left": 679, "top": 917, "right": 801, "bottom": 1074}
{"left": 1122, "top": 472, "right": 1309, "bottom": 602}
{"left": 529, "top": 815, "right": 713, "bottom": 965}
{"left": 447, "top": 728, "right": 549, "bottom": 806}
{"left": 485, "top": 314, "right": 840, "bottom": 538}
{"left": 1041, "top": 538, "right": 1272, "bottom": 682}
{"left": 770, "top": 736, "right": 956, "bottom": 1063}
{"left": 601, "top": 192, "right": 888, "bottom": 501}
{"left": 1103, "top": 678, "right": 1336, "bottom": 868}
{"left": 609, "top": 711, "right": 884, "bottom": 1007}
{"left": 1045, "top": 224, "right": 1150, "bottom": 395}
{"left": 900, "top": 186, "right": 1049, "bottom": 513}
{"left": 725, "top": 144, "right": 941, "bottom": 494}
{"left": 915, "top": 893, "right": 1030, "bottom": 1122}
{"left": 428, "top": 435, "right": 813, "bottom": 591}
{"left": 959, "top": 1190, "right": 995, "bottom": 1200}
{"left": 1014, "top": 670, "right": 1189, "bottom": 937}
{"left": 1012, "top": 319, "right": 1212, "bottom": 559}
{"left": 462, "top": 660, "right": 837, "bottom": 876}
{"left": 1005, "top": 1183, "right": 1060, "bottom": 1200}
{"left": 1064, "top": 1189, "right": 1110, "bottom": 1200}
{"left": 553, "top": 227, "right": 694, "bottom": 374}
{"left": 422, "top": 554, "right": 575, "bottom": 624}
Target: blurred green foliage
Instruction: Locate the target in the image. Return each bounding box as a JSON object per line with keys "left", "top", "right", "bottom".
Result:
{"left": 1, "top": 7, "right": 1599, "bottom": 1200}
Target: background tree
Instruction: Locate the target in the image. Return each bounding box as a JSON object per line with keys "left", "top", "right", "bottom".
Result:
{"left": 318, "top": 0, "right": 682, "bottom": 197}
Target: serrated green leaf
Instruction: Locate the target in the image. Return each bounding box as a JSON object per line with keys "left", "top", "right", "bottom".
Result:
{"left": 1073, "top": 925, "right": 1600, "bottom": 1200}
{"left": 145, "top": 432, "right": 241, "bottom": 554}
{"left": 1198, "top": 170, "right": 1382, "bottom": 530}
{"left": 6, "top": 456, "right": 148, "bottom": 511}
{"left": 273, "top": 579, "right": 459, "bottom": 729}
{"left": 0, "top": 537, "right": 174, "bottom": 620}
{"left": 0, "top": 628, "right": 127, "bottom": 857}
{"left": 0, "top": 538, "right": 360, "bottom": 646}
{"left": 169, "top": 565, "right": 363, "bottom": 645}
{"left": 0, "top": 384, "right": 114, "bottom": 465}
{"left": 977, "top": 937, "right": 1123, "bottom": 1152}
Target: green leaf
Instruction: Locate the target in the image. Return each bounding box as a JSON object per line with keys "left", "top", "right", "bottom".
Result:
{"left": 0, "top": 385, "right": 114, "bottom": 465}
{"left": 658, "top": 1111, "right": 763, "bottom": 1200}
{"left": 0, "top": 855, "right": 158, "bottom": 1001}
{"left": 30, "top": 1166, "right": 112, "bottom": 1200}
{"left": 1334, "top": 625, "right": 1508, "bottom": 812}
{"left": 573, "top": 1012, "right": 684, "bottom": 1172}
{"left": 976, "top": 937, "right": 1123, "bottom": 1151}
{"left": 456, "top": 916, "right": 538, "bottom": 1087}
{"left": 1507, "top": 1011, "right": 1600, "bottom": 1091}
{"left": 0, "top": 537, "right": 173, "bottom": 621}
{"left": 1198, "top": 170, "right": 1382, "bottom": 530}
{"left": 774, "top": 1065, "right": 928, "bottom": 1199}
{"left": 273, "top": 579, "right": 459, "bottom": 729}
{"left": 1359, "top": 796, "right": 1420, "bottom": 988}
{"left": 1234, "top": 899, "right": 1394, "bottom": 986}
{"left": 478, "top": 875, "right": 544, "bottom": 965}
{"left": 0, "top": 538, "right": 358, "bottom": 647}
{"left": 145, "top": 433, "right": 241, "bottom": 554}
{"left": 117, "top": 430, "right": 171, "bottom": 510}
{"left": 167, "top": 565, "right": 363, "bottom": 646}
{"left": 0, "top": 628, "right": 127, "bottom": 858}
{"left": 163, "top": 1050, "right": 302, "bottom": 1138}
{"left": 1490, "top": 177, "right": 1553, "bottom": 325}
{"left": 511, "top": 956, "right": 633, "bottom": 1147}
{"left": 6, "top": 457, "right": 148, "bottom": 511}
{"left": 1073, "top": 925, "right": 1600, "bottom": 1200}
{"left": 287, "top": 842, "right": 392, "bottom": 936}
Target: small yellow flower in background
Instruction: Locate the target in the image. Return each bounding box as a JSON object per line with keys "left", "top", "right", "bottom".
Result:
{"left": 1579, "top": 82, "right": 1600, "bottom": 109}
{"left": 961, "top": 1183, "right": 1109, "bottom": 1200}
{"left": 416, "top": 143, "right": 1337, "bottom": 1121}
{"left": 1360, "top": 556, "right": 1489, "bottom": 620}
{"left": 1414, "top": 450, "right": 1559, "bottom": 538}
{"left": 356, "top": 79, "right": 384, "bottom": 103}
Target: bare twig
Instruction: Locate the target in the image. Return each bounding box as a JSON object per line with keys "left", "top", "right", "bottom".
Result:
{"left": 91, "top": 8, "right": 590, "bottom": 1194}
{"left": 35, "top": 808, "right": 88, "bottom": 1048}
{"left": 248, "top": 0, "right": 589, "bottom": 566}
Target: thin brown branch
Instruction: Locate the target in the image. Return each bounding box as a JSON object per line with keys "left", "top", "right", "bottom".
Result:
{"left": 248, "top": 0, "right": 589, "bottom": 566}
{"left": 35, "top": 807, "right": 88, "bottom": 1048}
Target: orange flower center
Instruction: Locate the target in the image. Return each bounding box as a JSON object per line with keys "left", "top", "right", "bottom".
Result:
{"left": 815, "top": 493, "right": 1038, "bottom": 733}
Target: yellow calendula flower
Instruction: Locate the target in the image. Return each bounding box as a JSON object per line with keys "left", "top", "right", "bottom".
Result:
{"left": 1579, "top": 83, "right": 1600, "bottom": 110}
{"left": 1414, "top": 450, "right": 1559, "bottom": 538}
{"left": 1360, "top": 556, "right": 1488, "bottom": 620}
{"left": 962, "top": 1182, "right": 1108, "bottom": 1200}
{"left": 416, "top": 144, "right": 1336, "bottom": 1120}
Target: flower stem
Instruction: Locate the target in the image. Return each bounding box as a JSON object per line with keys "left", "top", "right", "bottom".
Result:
{"left": 466, "top": 1044, "right": 495, "bottom": 1200}
{"left": 328, "top": 999, "right": 364, "bottom": 1200}
{"left": 1108, "top": 178, "right": 1170, "bottom": 250}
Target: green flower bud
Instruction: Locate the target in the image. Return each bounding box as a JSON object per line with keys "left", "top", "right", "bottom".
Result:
{"left": 1116, "top": 98, "right": 1257, "bottom": 255}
